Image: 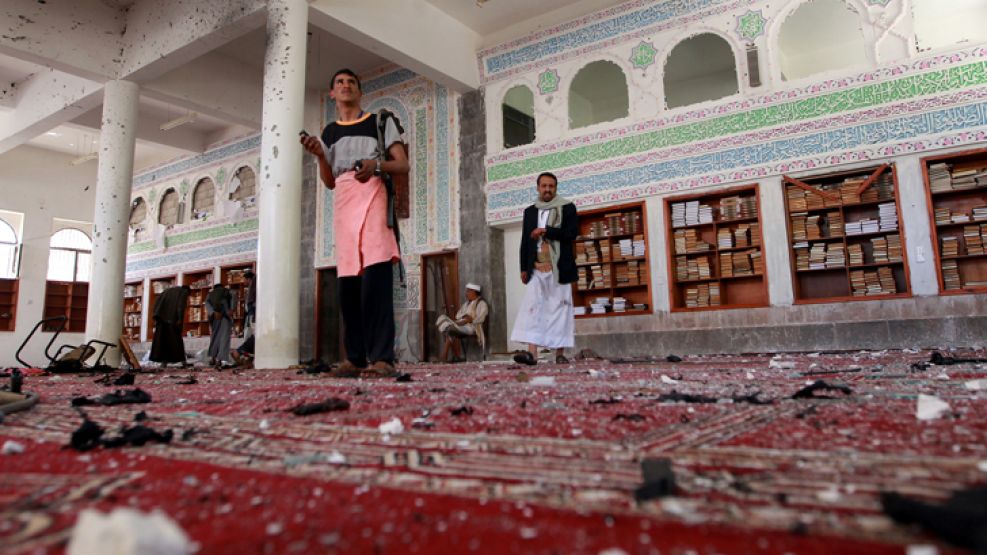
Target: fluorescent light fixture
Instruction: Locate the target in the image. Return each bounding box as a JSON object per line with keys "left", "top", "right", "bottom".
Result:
{"left": 45, "top": 131, "right": 61, "bottom": 136}
{"left": 160, "top": 112, "right": 197, "bottom": 131}
{"left": 70, "top": 152, "right": 98, "bottom": 166}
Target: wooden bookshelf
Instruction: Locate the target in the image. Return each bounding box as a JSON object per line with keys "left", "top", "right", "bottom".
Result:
{"left": 182, "top": 270, "right": 213, "bottom": 338}
{"left": 42, "top": 281, "right": 88, "bottom": 332}
{"left": 123, "top": 281, "right": 143, "bottom": 342}
{"left": 783, "top": 164, "right": 910, "bottom": 303}
{"left": 665, "top": 184, "right": 768, "bottom": 311}
{"left": 0, "top": 278, "right": 17, "bottom": 331}
{"left": 571, "top": 202, "right": 652, "bottom": 318}
{"left": 222, "top": 263, "right": 254, "bottom": 338}
{"left": 148, "top": 275, "right": 176, "bottom": 339}
{"left": 922, "top": 148, "right": 987, "bottom": 294}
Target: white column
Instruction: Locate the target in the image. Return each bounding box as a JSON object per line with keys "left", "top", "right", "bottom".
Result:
{"left": 86, "top": 79, "right": 140, "bottom": 366}
{"left": 255, "top": 0, "right": 308, "bottom": 368}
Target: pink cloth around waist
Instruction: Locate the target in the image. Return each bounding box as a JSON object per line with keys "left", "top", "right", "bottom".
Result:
{"left": 333, "top": 172, "right": 399, "bottom": 277}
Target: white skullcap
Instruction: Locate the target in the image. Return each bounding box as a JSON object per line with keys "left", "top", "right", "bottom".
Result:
{"left": 466, "top": 283, "right": 481, "bottom": 293}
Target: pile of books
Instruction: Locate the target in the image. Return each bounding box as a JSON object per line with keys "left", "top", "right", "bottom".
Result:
{"left": 951, "top": 167, "right": 984, "bottom": 190}
{"left": 840, "top": 179, "right": 864, "bottom": 204}
{"left": 734, "top": 224, "right": 751, "bottom": 247}
{"left": 871, "top": 236, "right": 889, "bottom": 263}
{"left": 717, "top": 228, "right": 733, "bottom": 249}
{"left": 929, "top": 163, "right": 952, "bottom": 192}
{"left": 850, "top": 268, "right": 896, "bottom": 296}
{"left": 575, "top": 240, "right": 600, "bottom": 264}
{"left": 941, "top": 236, "right": 960, "bottom": 257}
{"left": 888, "top": 234, "right": 903, "bottom": 262}
{"left": 671, "top": 201, "right": 714, "bottom": 227}
{"left": 845, "top": 218, "right": 879, "bottom": 236}
{"left": 720, "top": 252, "right": 733, "bottom": 278}
{"left": 974, "top": 206, "right": 987, "bottom": 221}
{"left": 673, "top": 229, "right": 711, "bottom": 254}
{"left": 848, "top": 243, "right": 864, "bottom": 266}
{"left": 750, "top": 222, "right": 761, "bottom": 246}
{"left": 827, "top": 211, "right": 843, "bottom": 237}
{"left": 604, "top": 212, "right": 642, "bottom": 236}
{"left": 719, "top": 195, "right": 757, "bottom": 221}
{"left": 787, "top": 187, "right": 808, "bottom": 211}
{"left": 825, "top": 243, "right": 846, "bottom": 268}
{"left": 942, "top": 259, "right": 961, "bottom": 289}
{"left": 806, "top": 215, "right": 822, "bottom": 240}
{"left": 935, "top": 207, "right": 952, "bottom": 225}
{"left": 632, "top": 234, "right": 646, "bottom": 256}
{"left": 809, "top": 243, "right": 827, "bottom": 269}
{"left": 965, "top": 225, "right": 984, "bottom": 255}
{"left": 612, "top": 297, "right": 628, "bottom": 312}
{"left": 590, "top": 297, "right": 610, "bottom": 314}
{"left": 589, "top": 221, "right": 607, "bottom": 237}
{"left": 878, "top": 203, "right": 898, "bottom": 232}
{"left": 878, "top": 266, "right": 896, "bottom": 292}
{"left": 794, "top": 243, "right": 810, "bottom": 271}
{"left": 791, "top": 213, "right": 808, "bottom": 241}
{"left": 732, "top": 251, "right": 753, "bottom": 276}
{"left": 615, "top": 261, "right": 640, "bottom": 286}
{"left": 873, "top": 171, "right": 896, "bottom": 201}
{"left": 685, "top": 283, "right": 720, "bottom": 308}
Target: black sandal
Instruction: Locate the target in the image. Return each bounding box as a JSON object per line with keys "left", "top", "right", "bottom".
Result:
{"left": 555, "top": 355, "right": 569, "bottom": 364}
{"left": 512, "top": 351, "right": 537, "bottom": 366}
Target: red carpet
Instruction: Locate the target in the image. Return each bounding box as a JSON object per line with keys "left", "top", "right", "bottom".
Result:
{"left": 2, "top": 350, "right": 985, "bottom": 554}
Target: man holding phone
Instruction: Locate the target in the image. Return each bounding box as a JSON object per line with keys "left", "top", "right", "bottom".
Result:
{"left": 300, "top": 68, "right": 409, "bottom": 377}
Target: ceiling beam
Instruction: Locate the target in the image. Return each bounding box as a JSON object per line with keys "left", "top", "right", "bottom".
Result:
{"left": 0, "top": 0, "right": 124, "bottom": 81}
{"left": 0, "top": 69, "right": 103, "bottom": 155}
{"left": 70, "top": 107, "right": 206, "bottom": 154}
{"left": 139, "top": 51, "right": 264, "bottom": 129}
{"left": 308, "top": 0, "right": 481, "bottom": 93}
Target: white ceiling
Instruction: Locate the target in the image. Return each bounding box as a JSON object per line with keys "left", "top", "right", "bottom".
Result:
{"left": 5, "top": 0, "right": 630, "bottom": 173}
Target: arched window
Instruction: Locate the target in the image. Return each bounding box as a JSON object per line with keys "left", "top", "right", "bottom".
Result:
{"left": 912, "top": 0, "right": 987, "bottom": 53}
{"left": 191, "top": 177, "right": 215, "bottom": 220}
{"left": 777, "top": 0, "right": 868, "bottom": 81}
{"left": 663, "top": 33, "right": 739, "bottom": 109}
{"left": 0, "top": 218, "right": 19, "bottom": 279}
{"left": 130, "top": 198, "right": 147, "bottom": 242}
{"left": 158, "top": 188, "right": 180, "bottom": 226}
{"left": 47, "top": 228, "right": 92, "bottom": 282}
{"left": 568, "top": 60, "right": 629, "bottom": 130}
{"left": 229, "top": 166, "right": 256, "bottom": 206}
{"left": 502, "top": 85, "right": 536, "bottom": 148}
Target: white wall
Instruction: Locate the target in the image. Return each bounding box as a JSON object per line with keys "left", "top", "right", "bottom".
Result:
{"left": 0, "top": 145, "right": 97, "bottom": 367}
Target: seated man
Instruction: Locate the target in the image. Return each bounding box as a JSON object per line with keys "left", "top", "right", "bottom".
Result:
{"left": 435, "top": 283, "right": 488, "bottom": 363}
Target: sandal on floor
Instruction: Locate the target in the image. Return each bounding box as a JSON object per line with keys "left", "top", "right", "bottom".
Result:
{"left": 327, "top": 360, "right": 364, "bottom": 378}
{"left": 361, "top": 361, "right": 399, "bottom": 378}
{"left": 555, "top": 355, "right": 569, "bottom": 364}
{"left": 513, "top": 351, "right": 537, "bottom": 366}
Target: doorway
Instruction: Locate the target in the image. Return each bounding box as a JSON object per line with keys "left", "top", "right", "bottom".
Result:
{"left": 316, "top": 268, "right": 341, "bottom": 363}
{"left": 421, "top": 251, "right": 458, "bottom": 362}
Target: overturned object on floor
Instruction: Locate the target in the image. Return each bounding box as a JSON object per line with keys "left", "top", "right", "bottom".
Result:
{"left": 15, "top": 316, "right": 117, "bottom": 373}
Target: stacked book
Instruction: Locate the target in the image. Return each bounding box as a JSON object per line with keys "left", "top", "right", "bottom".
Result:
{"left": 751, "top": 249, "right": 764, "bottom": 274}
{"left": 720, "top": 253, "right": 733, "bottom": 277}
{"left": 697, "top": 257, "right": 711, "bottom": 280}
{"left": 806, "top": 189, "right": 828, "bottom": 210}
{"left": 675, "top": 256, "right": 689, "bottom": 281}
{"left": 632, "top": 234, "right": 646, "bottom": 256}
{"left": 840, "top": 179, "right": 864, "bottom": 204}
{"left": 809, "top": 243, "right": 827, "bottom": 269}
{"left": 698, "top": 203, "right": 714, "bottom": 224}
{"left": 612, "top": 297, "right": 628, "bottom": 313}
{"left": 574, "top": 306, "right": 587, "bottom": 316}
{"left": 618, "top": 238, "right": 633, "bottom": 258}
{"left": 717, "top": 228, "right": 733, "bottom": 249}
{"left": 873, "top": 172, "right": 895, "bottom": 200}
{"left": 600, "top": 240, "right": 612, "bottom": 262}
{"left": 827, "top": 211, "right": 844, "bottom": 237}
{"left": 794, "top": 243, "right": 810, "bottom": 270}
{"left": 965, "top": 225, "right": 984, "bottom": 255}
{"left": 974, "top": 206, "right": 987, "bottom": 221}
{"left": 577, "top": 267, "right": 592, "bottom": 290}
{"left": 878, "top": 266, "right": 896, "bottom": 293}
{"left": 845, "top": 220, "right": 862, "bottom": 235}
{"left": 845, "top": 218, "right": 879, "bottom": 235}
{"left": 791, "top": 213, "right": 808, "bottom": 241}
{"left": 942, "top": 259, "right": 961, "bottom": 290}
{"left": 951, "top": 168, "right": 980, "bottom": 190}
{"left": 825, "top": 243, "right": 846, "bottom": 268}
{"left": 935, "top": 207, "right": 952, "bottom": 225}
{"left": 589, "top": 221, "right": 607, "bottom": 237}
{"left": 888, "top": 234, "right": 903, "bottom": 262}
{"left": 929, "top": 163, "right": 952, "bottom": 192}
{"left": 750, "top": 222, "right": 761, "bottom": 246}
{"left": 671, "top": 200, "right": 714, "bottom": 227}
{"left": 871, "top": 236, "right": 889, "bottom": 263}
{"left": 685, "top": 283, "right": 720, "bottom": 308}
{"left": 575, "top": 240, "right": 600, "bottom": 264}
{"left": 615, "top": 262, "right": 640, "bottom": 286}
{"left": 941, "top": 236, "right": 960, "bottom": 257}
{"left": 848, "top": 243, "right": 864, "bottom": 266}
{"left": 671, "top": 202, "right": 687, "bottom": 227}
{"left": 733, "top": 251, "right": 753, "bottom": 276}
{"left": 806, "top": 215, "right": 822, "bottom": 240}
{"left": 590, "top": 297, "right": 610, "bottom": 314}
{"left": 719, "top": 196, "right": 742, "bottom": 220}
{"left": 734, "top": 224, "right": 751, "bottom": 247}
{"left": 787, "top": 187, "right": 807, "bottom": 211}
{"left": 850, "top": 270, "right": 866, "bottom": 296}
{"left": 878, "top": 203, "right": 898, "bottom": 231}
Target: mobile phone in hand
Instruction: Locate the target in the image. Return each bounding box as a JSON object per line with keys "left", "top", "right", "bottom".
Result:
{"left": 299, "top": 130, "right": 310, "bottom": 138}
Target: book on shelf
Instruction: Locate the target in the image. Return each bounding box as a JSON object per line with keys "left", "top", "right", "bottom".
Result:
{"left": 964, "top": 225, "right": 984, "bottom": 255}
{"left": 935, "top": 207, "right": 952, "bottom": 225}
{"left": 733, "top": 224, "right": 751, "bottom": 247}
{"left": 673, "top": 229, "right": 711, "bottom": 254}
{"left": 941, "top": 236, "right": 960, "bottom": 257}
{"left": 848, "top": 243, "right": 864, "bottom": 266}
{"left": 941, "top": 259, "right": 961, "bottom": 290}
{"left": 825, "top": 243, "right": 845, "bottom": 268}
{"left": 878, "top": 202, "right": 898, "bottom": 232}
{"left": 671, "top": 200, "right": 714, "bottom": 227}
{"left": 929, "top": 162, "right": 987, "bottom": 192}
{"left": 973, "top": 206, "right": 987, "bottom": 221}
{"left": 717, "top": 228, "right": 732, "bottom": 249}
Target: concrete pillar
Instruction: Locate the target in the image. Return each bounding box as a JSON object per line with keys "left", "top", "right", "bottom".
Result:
{"left": 86, "top": 79, "right": 140, "bottom": 366}
{"left": 255, "top": 0, "right": 308, "bottom": 368}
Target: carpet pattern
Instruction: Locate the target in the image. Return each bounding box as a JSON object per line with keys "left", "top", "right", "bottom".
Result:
{"left": 1, "top": 350, "right": 985, "bottom": 554}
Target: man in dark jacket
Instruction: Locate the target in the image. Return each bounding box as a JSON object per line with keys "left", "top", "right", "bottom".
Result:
{"left": 510, "top": 172, "right": 579, "bottom": 365}
{"left": 149, "top": 285, "right": 190, "bottom": 365}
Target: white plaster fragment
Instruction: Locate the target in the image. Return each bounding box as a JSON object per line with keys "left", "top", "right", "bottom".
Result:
{"left": 378, "top": 417, "right": 404, "bottom": 435}
{"left": 916, "top": 394, "right": 950, "bottom": 421}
